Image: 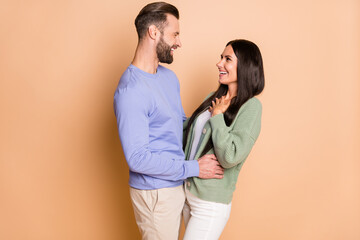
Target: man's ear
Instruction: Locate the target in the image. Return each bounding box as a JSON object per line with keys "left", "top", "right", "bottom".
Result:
{"left": 148, "top": 25, "right": 159, "bottom": 40}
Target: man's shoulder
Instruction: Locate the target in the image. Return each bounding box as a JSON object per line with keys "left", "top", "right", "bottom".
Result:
{"left": 114, "top": 66, "right": 150, "bottom": 101}
{"left": 117, "top": 65, "right": 143, "bottom": 89}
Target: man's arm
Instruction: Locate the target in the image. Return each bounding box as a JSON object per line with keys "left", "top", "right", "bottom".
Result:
{"left": 114, "top": 87, "right": 200, "bottom": 181}
{"left": 114, "top": 85, "right": 223, "bottom": 180}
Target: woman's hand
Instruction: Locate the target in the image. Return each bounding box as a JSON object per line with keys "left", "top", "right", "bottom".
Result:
{"left": 209, "top": 95, "right": 231, "bottom": 117}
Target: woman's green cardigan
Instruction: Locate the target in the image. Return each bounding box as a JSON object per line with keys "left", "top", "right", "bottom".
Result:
{"left": 184, "top": 97, "right": 262, "bottom": 204}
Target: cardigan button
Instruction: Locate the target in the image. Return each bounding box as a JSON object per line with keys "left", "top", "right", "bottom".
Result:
{"left": 202, "top": 128, "right": 206, "bottom": 134}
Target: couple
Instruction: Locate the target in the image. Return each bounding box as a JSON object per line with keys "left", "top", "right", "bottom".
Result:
{"left": 113, "top": 2, "right": 265, "bottom": 240}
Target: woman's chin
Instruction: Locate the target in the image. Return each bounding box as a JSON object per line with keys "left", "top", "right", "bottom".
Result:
{"left": 218, "top": 79, "right": 228, "bottom": 85}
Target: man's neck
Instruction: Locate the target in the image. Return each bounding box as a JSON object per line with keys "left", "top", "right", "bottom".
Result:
{"left": 132, "top": 41, "right": 159, "bottom": 74}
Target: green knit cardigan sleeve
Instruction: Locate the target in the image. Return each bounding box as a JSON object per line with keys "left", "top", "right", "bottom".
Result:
{"left": 209, "top": 98, "right": 262, "bottom": 169}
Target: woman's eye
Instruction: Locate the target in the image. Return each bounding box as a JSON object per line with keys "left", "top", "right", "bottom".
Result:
{"left": 226, "top": 58, "right": 231, "bottom": 61}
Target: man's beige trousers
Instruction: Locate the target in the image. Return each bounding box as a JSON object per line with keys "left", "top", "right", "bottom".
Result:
{"left": 130, "top": 185, "right": 185, "bottom": 240}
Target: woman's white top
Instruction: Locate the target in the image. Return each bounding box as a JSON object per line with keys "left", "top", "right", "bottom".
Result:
{"left": 188, "top": 110, "right": 212, "bottom": 160}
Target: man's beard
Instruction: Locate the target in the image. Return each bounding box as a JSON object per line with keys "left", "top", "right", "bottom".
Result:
{"left": 156, "top": 36, "right": 173, "bottom": 64}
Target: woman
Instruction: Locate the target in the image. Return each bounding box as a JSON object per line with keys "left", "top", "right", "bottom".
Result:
{"left": 182, "top": 39, "right": 265, "bottom": 239}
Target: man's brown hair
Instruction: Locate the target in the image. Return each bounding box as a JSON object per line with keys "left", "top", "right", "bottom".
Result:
{"left": 135, "top": 2, "right": 179, "bottom": 39}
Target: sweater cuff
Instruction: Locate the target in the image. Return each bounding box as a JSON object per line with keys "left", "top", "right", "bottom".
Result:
{"left": 209, "top": 113, "right": 228, "bottom": 129}
{"left": 185, "top": 160, "right": 199, "bottom": 177}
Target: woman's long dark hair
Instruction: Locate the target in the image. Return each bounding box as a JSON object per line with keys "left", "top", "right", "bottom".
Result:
{"left": 183, "top": 39, "right": 265, "bottom": 156}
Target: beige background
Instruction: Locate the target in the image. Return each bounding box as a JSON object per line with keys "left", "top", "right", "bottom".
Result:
{"left": 1, "top": 0, "right": 359, "bottom": 239}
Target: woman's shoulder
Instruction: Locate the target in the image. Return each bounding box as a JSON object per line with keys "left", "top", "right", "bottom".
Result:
{"left": 229, "top": 97, "right": 262, "bottom": 136}
{"left": 203, "top": 92, "right": 215, "bottom": 101}
{"left": 233, "top": 97, "right": 262, "bottom": 123}
{"left": 242, "top": 97, "right": 262, "bottom": 110}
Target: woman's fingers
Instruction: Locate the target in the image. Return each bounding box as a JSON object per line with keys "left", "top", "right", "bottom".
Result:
{"left": 215, "top": 98, "right": 220, "bottom": 105}
{"left": 209, "top": 95, "right": 232, "bottom": 116}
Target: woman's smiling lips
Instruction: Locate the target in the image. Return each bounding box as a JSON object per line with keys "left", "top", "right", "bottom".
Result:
{"left": 219, "top": 70, "right": 227, "bottom": 77}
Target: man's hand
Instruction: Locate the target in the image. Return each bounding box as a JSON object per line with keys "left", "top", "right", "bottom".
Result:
{"left": 198, "top": 154, "right": 224, "bottom": 179}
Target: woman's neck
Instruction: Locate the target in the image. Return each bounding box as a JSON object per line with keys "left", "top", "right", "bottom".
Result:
{"left": 226, "top": 84, "right": 237, "bottom": 99}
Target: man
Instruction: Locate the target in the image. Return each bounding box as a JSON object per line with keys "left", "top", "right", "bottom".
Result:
{"left": 113, "top": 2, "right": 224, "bottom": 240}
